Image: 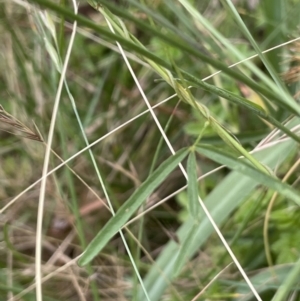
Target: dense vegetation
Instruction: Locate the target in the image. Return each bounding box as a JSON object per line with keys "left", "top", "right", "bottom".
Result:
{"left": 1, "top": 0, "right": 300, "bottom": 300}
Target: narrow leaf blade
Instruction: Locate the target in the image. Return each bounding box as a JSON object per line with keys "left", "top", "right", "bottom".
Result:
{"left": 173, "top": 223, "right": 198, "bottom": 276}
{"left": 196, "top": 144, "right": 300, "bottom": 205}
{"left": 78, "top": 148, "right": 189, "bottom": 266}
{"left": 187, "top": 151, "right": 200, "bottom": 220}
{"left": 139, "top": 138, "right": 297, "bottom": 300}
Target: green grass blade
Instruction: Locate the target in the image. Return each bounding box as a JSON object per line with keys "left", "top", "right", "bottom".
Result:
{"left": 196, "top": 144, "right": 300, "bottom": 205}
{"left": 173, "top": 223, "right": 198, "bottom": 277}
{"left": 3, "top": 224, "right": 27, "bottom": 263}
{"left": 178, "top": 0, "right": 299, "bottom": 117}
{"left": 272, "top": 258, "right": 300, "bottom": 301}
{"left": 261, "top": 0, "right": 286, "bottom": 73}
{"left": 186, "top": 76, "right": 300, "bottom": 143}
{"left": 187, "top": 151, "right": 200, "bottom": 220}
{"left": 127, "top": 0, "right": 201, "bottom": 50}
{"left": 95, "top": 0, "right": 291, "bottom": 108}
{"left": 178, "top": 0, "right": 276, "bottom": 95}
{"left": 139, "top": 138, "right": 297, "bottom": 301}
{"left": 28, "top": 0, "right": 294, "bottom": 109}
{"left": 186, "top": 129, "right": 269, "bottom": 145}
{"left": 235, "top": 263, "right": 300, "bottom": 301}
{"left": 232, "top": 264, "right": 298, "bottom": 301}
{"left": 78, "top": 148, "right": 189, "bottom": 266}
{"left": 221, "top": 0, "right": 299, "bottom": 114}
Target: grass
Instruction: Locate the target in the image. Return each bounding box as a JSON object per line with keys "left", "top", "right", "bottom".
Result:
{"left": 1, "top": 0, "right": 300, "bottom": 300}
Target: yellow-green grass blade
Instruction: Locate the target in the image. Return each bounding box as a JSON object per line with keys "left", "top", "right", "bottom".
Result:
{"left": 196, "top": 144, "right": 300, "bottom": 205}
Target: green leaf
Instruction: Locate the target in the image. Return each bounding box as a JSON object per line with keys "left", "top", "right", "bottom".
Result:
{"left": 187, "top": 151, "right": 200, "bottom": 220}
{"left": 196, "top": 144, "right": 300, "bottom": 205}
{"left": 172, "top": 152, "right": 201, "bottom": 276}
{"left": 139, "top": 137, "right": 297, "bottom": 301}
{"left": 78, "top": 148, "right": 189, "bottom": 266}
{"left": 173, "top": 223, "right": 198, "bottom": 277}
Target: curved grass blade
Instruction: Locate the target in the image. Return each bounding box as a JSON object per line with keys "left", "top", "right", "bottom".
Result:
{"left": 3, "top": 224, "right": 27, "bottom": 263}
{"left": 196, "top": 144, "right": 300, "bottom": 205}
{"left": 78, "top": 148, "right": 189, "bottom": 266}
